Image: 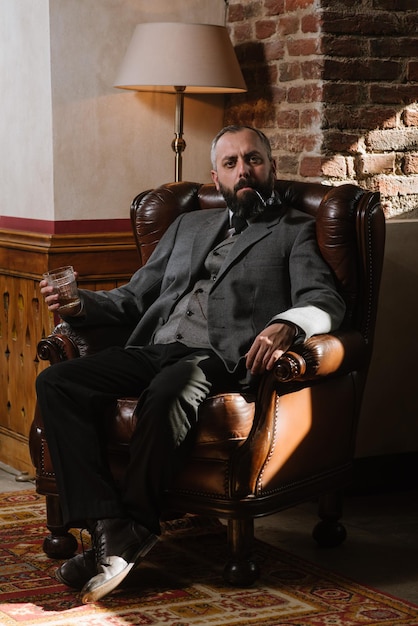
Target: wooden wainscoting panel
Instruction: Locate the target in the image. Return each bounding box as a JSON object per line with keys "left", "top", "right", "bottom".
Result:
{"left": 0, "top": 230, "right": 140, "bottom": 472}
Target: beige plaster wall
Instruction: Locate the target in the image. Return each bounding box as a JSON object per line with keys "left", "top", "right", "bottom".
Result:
{"left": 356, "top": 220, "right": 418, "bottom": 457}
{"left": 1, "top": 0, "right": 54, "bottom": 220}
{"left": 1, "top": 0, "right": 226, "bottom": 225}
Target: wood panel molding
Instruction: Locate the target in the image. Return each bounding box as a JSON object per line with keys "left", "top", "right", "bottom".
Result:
{"left": 0, "top": 229, "right": 140, "bottom": 281}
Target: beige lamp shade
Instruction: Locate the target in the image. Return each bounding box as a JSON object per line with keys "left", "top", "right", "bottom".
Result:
{"left": 114, "top": 22, "right": 247, "bottom": 181}
{"left": 114, "top": 22, "right": 247, "bottom": 93}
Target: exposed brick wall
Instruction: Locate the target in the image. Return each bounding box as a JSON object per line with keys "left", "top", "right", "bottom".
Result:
{"left": 225, "top": 0, "right": 418, "bottom": 217}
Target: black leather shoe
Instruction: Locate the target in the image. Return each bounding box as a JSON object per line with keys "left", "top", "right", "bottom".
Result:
{"left": 81, "top": 518, "right": 158, "bottom": 604}
{"left": 55, "top": 549, "right": 97, "bottom": 590}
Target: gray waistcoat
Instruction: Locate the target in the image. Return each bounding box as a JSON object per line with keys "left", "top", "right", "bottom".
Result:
{"left": 152, "top": 236, "right": 236, "bottom": 348}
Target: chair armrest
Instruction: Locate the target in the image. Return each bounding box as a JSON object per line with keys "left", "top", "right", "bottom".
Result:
{"left": 274, "top": 330, "right": 368, "bottom": 382}
{"left": 37, "top": 332, "right": 80, "bottom": 364}
{"left": 231, "top": 330, "right": 367, "bottom": 497}
{"left": 37, "top": 322, "right": 134, "bottom": 365}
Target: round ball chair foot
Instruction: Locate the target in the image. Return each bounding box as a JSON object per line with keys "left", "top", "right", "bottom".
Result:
{"left": 43, "top": 532, "right": 78, "bottom": 559}
{"left": 223, "top": 558, "right": 260, "bottom": 586}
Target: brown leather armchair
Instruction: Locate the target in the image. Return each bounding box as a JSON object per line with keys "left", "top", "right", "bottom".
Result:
{"left": 30, "top": 179, "right": 385, "bottom": 586}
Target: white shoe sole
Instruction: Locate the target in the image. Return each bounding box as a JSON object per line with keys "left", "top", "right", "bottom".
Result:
{"left": 81, "top": 534, "right": 158, "bottom": 604}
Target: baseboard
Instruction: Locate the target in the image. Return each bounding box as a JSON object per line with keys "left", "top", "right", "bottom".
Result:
{"left": 350, "top": 451, "right": 418, "bottom": 494}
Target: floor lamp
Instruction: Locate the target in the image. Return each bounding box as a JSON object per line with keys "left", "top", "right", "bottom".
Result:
{"left": 114, "top": 22, "right": 247, "bottom": 182}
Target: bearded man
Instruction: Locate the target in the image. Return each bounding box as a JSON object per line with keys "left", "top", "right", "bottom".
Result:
{"left": 36, "top": 125, "right": 345, "bottom": 603}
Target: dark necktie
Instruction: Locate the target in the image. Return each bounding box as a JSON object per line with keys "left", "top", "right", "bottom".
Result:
{"left": 231, "top": 214, "right": 248, "bottom": 234}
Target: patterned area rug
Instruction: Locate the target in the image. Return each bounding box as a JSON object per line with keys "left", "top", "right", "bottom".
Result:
{"left": 0, "top": 490, "right": 417, "bottom": 625}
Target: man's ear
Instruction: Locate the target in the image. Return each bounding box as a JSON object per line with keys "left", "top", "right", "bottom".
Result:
{"left": 211, "top": 170, "right": 220, "bottom": 191}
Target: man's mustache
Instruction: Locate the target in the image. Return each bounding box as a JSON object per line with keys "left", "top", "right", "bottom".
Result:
{"left": 234, "top": 179, "right": 258, "bottom": 192}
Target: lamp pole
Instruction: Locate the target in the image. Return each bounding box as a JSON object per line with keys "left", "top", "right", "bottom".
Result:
{"left": 171, "top": 86, "right": 186, "bottom": 182}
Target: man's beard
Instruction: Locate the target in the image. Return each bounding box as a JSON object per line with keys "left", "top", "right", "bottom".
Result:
{"left": 218, "top": 175, "right": 275, "bottom": 220}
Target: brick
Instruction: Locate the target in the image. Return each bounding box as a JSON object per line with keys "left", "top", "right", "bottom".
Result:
{"left": 322, "top": 11, "right": 403, "bottom": 36}
{"left": 268, "top": 131, "right": 288, "bottom": 151}
{"left": 300, "top": 108, "right": 322, "bottom": 128}
{"left": 255, "top": 20, "right": 277, "bottom": 39}
{"left": 346, "top": 156, "right": 356, "bottom": 178}
{"left": 278, "top": 15, "right": 300, "bottom": 35}
{"left": 287, "top": 37, "right": 320, "bottom": 56}
{"left": 375, "top": 175, "right": 418, "bottom": 196}
{"left": 232, "top": 22, "right": 253, "bottom": 43}
{"left": 325, "top": 106, "right": 398, "bottom": 131}
{"left": 250, "top": 1, "right": 264, "bottom": 18}
{"left": 233, "top": 0, "right": 263, "bottom": 19}
{"left": 264, "top": 39, "right": 285, "bottom": 61}
{"left": 370, "top": 85, "right": 418, "bottom": 105}
{"left": 276, "top": 109, "right": 300, "bottom": 128}
{"left": 378, "top": 113, "right": 398, "bottom": 130}
{"left": 271, "top": 85, "right": 288, "bottom": 103}
{"left": 403, "top": 154, "right": 418, "bottom": 175}
{"left": 288, "top": 83, "right": 323, "bottom": 104}
{"left": 285, "top": 0, "right": 315, "bottom": 11}
{"left": 276, "top": 154, "right": 299, "bottom": 174}
{"left": 323, "top": 59, "right": 402, "bottom": 82}
{"left": 356, "top": 154, "right": 396, "bottom": 177}
{"left": 279, "top": 61, "right": 301, "bottom": 81}
{"left": 264, "top": 0, "right": 286, "bottom": 16}
{"left": 323, "top": 131, "right": 363, "bottom": 153}
{"left": 407, "top": 61, "right": 418, "bottom": 82}
{"left": 373, "top": 0, "right": 418, "bottom": 11}
{"left": 321, "top": 155, "right": 347, "bottom": 178}
{"left": 321, "top": 35, "right": 365, "bottom": 57}
{"left": 301, "top": 14, "right": 321, "bottom": 33}
{"left": 323, "top": 83, "right": 365, "bottom": 105}
{"left": 301, "top": 59, "right": 324, "bottom": 80}
{"left": 227, "top": 4, "right": 245, "bottom": 22}
{"left": 366, "top": 128, "right": 418, "bottom": 151}
{"left": 319, "top": 0, "right": 341, "bottom": 6}
{"left": 404, "top": 108, "right": 418, "bottom": 127}
{"left": 300, "top": 156, "right": 323, "bottom": 177}
{"left": 287, "top": 131, "right": 322, "bottom": 152}
{"left": 370, "top": 37, "right": 418, "bottom": 58}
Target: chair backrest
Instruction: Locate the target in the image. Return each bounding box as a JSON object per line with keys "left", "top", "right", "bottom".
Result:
{"left": 130, "top": 180, "right": 385, "bottom": 351}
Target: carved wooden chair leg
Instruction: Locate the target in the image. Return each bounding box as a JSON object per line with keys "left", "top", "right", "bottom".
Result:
{"left": 43, "top": 494, "right": 78, "bottom": 559}
{"left": 312, "top": 490, "right": 347, "bottom": 548}
{"left": 223, "top": 518, "right": 260, "bottom": 586}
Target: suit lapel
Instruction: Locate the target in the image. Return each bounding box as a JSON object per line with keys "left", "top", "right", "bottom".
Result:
{"left": 190, "top": 209, "right": 230, "bottom": 271}
{"left": 215, "top": 213, "right": 282, "bottom": 283}
{"left": 187, "top": 207, "right": 282, "bottom": 286}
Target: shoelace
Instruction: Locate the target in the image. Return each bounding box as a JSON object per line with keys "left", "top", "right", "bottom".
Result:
{"left": 91, "top": 522, "right": 107, "bottom": 564}
{"left": 79, "top": 527, "right": 92, "bottom": 561}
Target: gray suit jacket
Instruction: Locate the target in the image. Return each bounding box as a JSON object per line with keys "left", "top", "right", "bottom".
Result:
{"left": 74, "top": 205, "right": 346, "bottom": 372}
